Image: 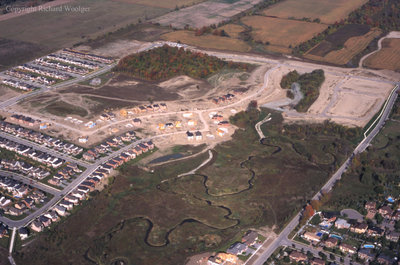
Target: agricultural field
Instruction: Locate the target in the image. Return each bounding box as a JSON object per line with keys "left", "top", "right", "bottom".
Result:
{"left": 241, "top": 16, "right": 327, "bottom": 49}
{"left": 262, "top": 0, "right": 368, "bottom": 24}
{"left": 161, "top": 30, "right": 251, "bottom": 52}
{"left": 112, "top": 0, "right": 205, "bottom": 9}
{"left": 218, "top": 24, "right": 246, "bottom": 39}
{"left": 13, "top": 109, "right": 361, "bottom": 265}
{"left": 0, "top": 0, "right": 170, "bottom": 71}
{"left": 305, "top": 25, "right": 382, "bottom": 65}
{"left": 364, "top": 38, "right": 400, "bottom": 72}
{"left": 154, "top": 0, "right": 262, "bottom": 29}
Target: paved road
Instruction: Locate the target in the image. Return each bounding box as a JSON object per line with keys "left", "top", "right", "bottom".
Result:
{"left": 254, "top": 114, "right": 271, "bottom": 140}
{"left": 247, "top": 84, "right": 399, "bottom": 265}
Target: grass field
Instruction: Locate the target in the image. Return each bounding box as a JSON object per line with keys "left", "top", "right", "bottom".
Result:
{"left": 305, "top": 28, "right": 381, "bottom": 65}
{"left": 0, "top": 0, "right": 169, "bottom": 71}
{"left": 262, "top": 0, "right": 368, "bottom": 24}
{"left": 161, "top": 30, "right": 251, "bottom": 52}
{"left": 364, "top": 38, "right": 400, "bottom": 72}
{"left": 12, "top": 109, "right": 361, "bottom": 265}
{"left": 241, "top": 16, "right": 327, "bottom": 49}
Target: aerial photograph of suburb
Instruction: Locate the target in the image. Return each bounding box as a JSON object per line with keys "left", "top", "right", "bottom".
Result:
{"left": 0, "top": 0, "right": 399, "bottom": 264}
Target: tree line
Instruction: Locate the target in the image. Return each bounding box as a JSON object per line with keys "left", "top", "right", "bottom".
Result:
{"left": 114, "top": 45, "right": 251, "bottom": 81}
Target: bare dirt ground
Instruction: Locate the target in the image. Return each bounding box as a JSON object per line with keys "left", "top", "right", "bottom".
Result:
{"left": 7, "top": 64, "right": 263, "bottom": 147}
{"left": 0, "top": 85, "right": 22, "bottom": 102}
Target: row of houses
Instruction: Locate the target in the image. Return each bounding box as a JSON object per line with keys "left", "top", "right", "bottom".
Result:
{"left": 131, "top": 103, "right": 167, "bottom": 114}
{"left": 35, "top": 58, "right": 90, "bottom": 75}
{"left": 5, "top": 69, "right": 55, "bottom": 85}
{"left": 211, "top": 93, "right": 235, "bottom": 105}
{"left": 30, "top": 187, "right": 88, "bottom": 233}
{"left": 48, "top": 163, "right": 82, "bottom": 186}
{"left": 61, "top": 48, "right": 114, "bottom": 64}
{"left": 102, "top": 140, "right": 155, "bottom": 170}
{"left": 186, "top": 131, "right": 202, "bottom": 141}
{"left": 208, "top": 230, "right": 260, "bottom": 265}
{"left": 0, "top": 175, "right": 47, "bottom": 216}
{"left": 0, "top": 120, "right": 84, "bottom": 156}
{"left": 0, "top": 159, "right": 50, "bottom": 180}
{"left": 0, "top": 137, "right": 64, "bottom": 168}
{"left": 10, "top": 114, "right": 38, "bottom": 127}
{"left": 28, "top": 142, "right": 155, "bottom": 234}
{"left": 47, "top": 54, "right": 99, "bottom": 70}
{"left": 82, "top": 131, "right": 136, "bottom": 161}
{"left": 1, "top": 79, "right": 39, "bottom": 92}
{"left": 289, "top": 251, "right": 325, "bottom": 265}
{"left": 17, "top": 64, "right": 71, "bottom": 80}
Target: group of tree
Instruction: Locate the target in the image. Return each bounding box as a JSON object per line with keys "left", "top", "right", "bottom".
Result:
{"left": 280, "top": 70, "right": 300, "bottom": 89}
{"left": 294, "top": 69, "right": 325, "bottom": 112}
{"left": 114, "top": 45, "right": 251, "bottom": 81}
{"left": 280, "top": 69, "right": 325, "bottom": 112}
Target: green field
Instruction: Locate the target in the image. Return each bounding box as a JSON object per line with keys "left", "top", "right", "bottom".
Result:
{"left": 12, "top": 108, "right": 362, "bottom": 265}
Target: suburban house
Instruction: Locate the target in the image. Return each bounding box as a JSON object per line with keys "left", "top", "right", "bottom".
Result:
{"left": 242, "top": 230, "right": 258, "bottom": 246}
{"left": 335, "top": 218, "right": 350, "bottom": 229}
{"left": 303, "top": 232, "right": 320, "bottom": 243}
{"left": 289, "top": 251, "right": 307, "bottom": 263}
{"left": 18, "top": 227, "right": 29, "bottom": 240}
{"left": 358, "top": 248, "right": 375, "bottom": 261}
{"left": 350, "top": 223, "right": 368, "bottom": 234}
{"left": 366, "top": 208, "right": 377, "bottom": 219}
{"left": 365, "top": 201, "right": 376, "bottom": 210}
{"left": 226, "top": 242, "right": 247, "bottom": 255}
{"left": 386, "top": 231, "right": 400, "bottom": 242}
{"left": 339, "top": 243, "right": 357, "bottom": 254}
{"left": 324, "top": 237, "right": 338, "bottom": 248}
{"left": 31, "top": 220, "right": 43, "bottom": 232}
{"left": 379, "top": 206, "right": 393, "bottom": 219}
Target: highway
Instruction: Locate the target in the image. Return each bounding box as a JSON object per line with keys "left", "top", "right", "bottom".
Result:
{"left": 246, "top": 84, "right": 399, "bottom": 265}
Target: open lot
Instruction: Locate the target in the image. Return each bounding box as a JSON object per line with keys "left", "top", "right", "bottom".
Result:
{"left": 0, "top": 0, "right": 169, "bottom": 71}
{"left": 262, "top": 0, "right": 368, "bottom": 24}
{"left": 364, "top": 38, "right": 400, "bottom": 72}
{"left": 241, "top": 16, "right": 327, "bottom": 50}
{"left": 154, "top": 0, "right": 262, "bottom": 29}
{"left": 305, "top": 27, "right": 382, "bottom": 65}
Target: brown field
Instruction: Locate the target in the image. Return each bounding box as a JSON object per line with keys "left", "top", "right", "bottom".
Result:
{"left": 305, "top": 28, "right": 381, "bottom": 65}
{"left": 153, "top": 0, "right": 262, "bottom": 29}
{"left": 112, "top": 0, "right": 205, "bottom": 9}
{"left": 161, "top": 30, "right": 251, "bottom": 52}
{"left": 262, "top": 0, "right": 368, "bottom": 24}
{"left": 218, "top": 24, "right": 245, "bottom": 39}
{"left": 241, "top": 16, "right": 327, "bottom": 49}
{"left": 364, "top": 38, "right": 400, "bottom": 72}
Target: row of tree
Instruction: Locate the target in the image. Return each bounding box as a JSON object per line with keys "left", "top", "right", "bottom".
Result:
{"left": 114, "top": 45, "right": 251, "bottom": 81}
